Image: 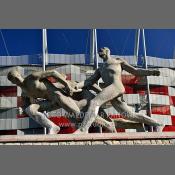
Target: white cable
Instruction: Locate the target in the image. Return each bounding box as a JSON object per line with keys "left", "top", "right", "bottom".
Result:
{"left": 0, "top": 30, "right": 11, "bottom": 56}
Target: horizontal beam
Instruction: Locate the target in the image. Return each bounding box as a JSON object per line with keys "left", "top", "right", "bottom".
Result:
{"left": 0, "top": 132, "right": 175, "bottom": 143}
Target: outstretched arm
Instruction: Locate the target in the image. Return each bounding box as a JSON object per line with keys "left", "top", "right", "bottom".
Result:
{"left": 76, "top": 69, "right": 101, "bottom": 89}
{"left": 121, "top": 59, "right": 160, "bottom": 76}
{"left": 32, "top": 70, "right": 69, "bottom": 88}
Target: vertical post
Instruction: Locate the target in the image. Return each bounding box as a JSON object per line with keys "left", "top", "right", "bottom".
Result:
{"left": 42, "top": 29, "right": 48, "bottom": 71}
{"left": 94, "top": 29, "right": 99, "bottom": 69}
{"left": 134, "top": 29, "right": 141, "bottom": 113}
{"left": 90, "top": 29, "right": 95, "bottom": 65}
{"left": 142, "top": 29, "right": 153, "bottom": 132}
{"left": 94, "top": 29, "right": 102, "bottom": 133}
{"left": 134, "top": 29, "right": 140, "bottom": 64}
{"left": 42, "top": 29, "right": 48, "bottom": 134}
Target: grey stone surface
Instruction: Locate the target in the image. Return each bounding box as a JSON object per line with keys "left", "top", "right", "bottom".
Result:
{"left": 32, "top": 142, "right": 42, "bottom": 145}
{"left": 120, "top": 141, "right": 128, "bottom": 145}
{"left": 150, "top": 140, "right": 157, "bottom": 145}
{"left": 133, "top": 140, "right": 142, "bottom": 145}
{"left": 104, "top": 140, "right": 113, "bottom": 145}
{"left": 112, "top": 140, "right": 121, "bottom": 145}
{"left": 162, "top": 140, "right": 171, "bottom": 145}
{"left": 0, "top": 139, "right": 174, "bottom": 145}
{"left": 49, "top": 142, "right": 59, "bottom": 145}
{"left": 126, "top": 141, "right": 134, "bottom": 145}
{"left": 140, "top": 140, "right": 152, "bottom": 145}
{"left": 91, "top": 141, "right": 104, "bottom": 145}
{"left": 3, "top": 143, "right": 20, "bottom": 145}
{"left": 155, "top": 139, "right": 163, "bottom": 145}
{"left": 21, "top": 142, "right": 33, "bottom": 145}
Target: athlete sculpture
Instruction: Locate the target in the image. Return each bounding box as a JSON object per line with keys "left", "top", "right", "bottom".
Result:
{"left": 7, "top": 69, "right": 116, "bottom": 134}
{"left": 74, "top": 47, "right": 162, "bottom": 134}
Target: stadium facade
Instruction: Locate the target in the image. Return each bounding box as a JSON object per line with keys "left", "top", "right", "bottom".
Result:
{"left": 0, "top": 29, "right": 175, "bottom": 135}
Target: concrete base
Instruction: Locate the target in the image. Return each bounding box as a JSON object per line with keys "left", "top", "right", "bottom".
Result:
{"left": 0, "top": 132, "right": 175, "bottom": 145}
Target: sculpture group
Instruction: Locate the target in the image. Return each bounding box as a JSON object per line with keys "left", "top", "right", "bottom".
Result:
{"left": 7, "top": 47, "right": 163, "bottom": 134}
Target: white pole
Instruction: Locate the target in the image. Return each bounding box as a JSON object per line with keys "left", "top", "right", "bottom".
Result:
{"left": 94, "top": 29, "right": 99, "bottom": 69}
{"left": 42, "top": 29, "right": 48, "bottom": 71}
{"left": 90, "top": 29, "right": 95, "bottom": 65}
{"left": 142, "top": 29, "right": 148, "bottom": 68}
{"left": 134, "top": 29, "right": 140, "bottom": 63}
{"left": 42, "top": 29, "right": 48, "bottom": 134}
{"left": 142, "top": 29, "right": 153, "bottom": 132}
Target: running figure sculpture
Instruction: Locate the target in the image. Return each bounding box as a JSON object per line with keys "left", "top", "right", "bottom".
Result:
{"left": 7, "top": 69, "right": 116, "bottom": 134}
{"left": 74, "top": 47, "right": 162, "bottom": 134}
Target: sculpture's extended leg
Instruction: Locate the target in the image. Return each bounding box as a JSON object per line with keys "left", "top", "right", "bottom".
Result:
{"left": 25, "top": 101, "right": 60, "bottom": 134}
{"left": 74, "top": 85, "right": 122, "bottom": 134}
{"left": 96, "top": 108, "right": 116, "bottom": 132}
{"left": 67, "top": 96, "right": 116, "bottom": 132}
{"left": 54, "top": 91, "right": 80, "bottom": 114}
{"left": 73, "top": 90, "right": 116, "bottom": 133}
{"left": 111, "top": 97, "right": 162, "bottom": 127}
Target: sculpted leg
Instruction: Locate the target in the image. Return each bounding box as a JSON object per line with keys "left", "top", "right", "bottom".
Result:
{"left": 96, "top": 108, "right": 116, "bottom": 132}
{"left": 70, "top": 94, "right": 116, "bottom": 132}
{"left": 74, "top": 85, "right": 122, "bottom": 134}
{"left": 25, "top": 102, "right": 60, "bottom": 134}
{"left": 111, "top": 97, "right": 162, "bottom": 127}
{"left": 54, "top": 91, "right": 80, "bottom": 114}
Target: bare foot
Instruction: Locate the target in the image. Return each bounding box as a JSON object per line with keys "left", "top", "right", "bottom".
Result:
{"left": 73, "top": 129, "right": 88, "bottom": 134}
{"left": 48, "top": 126, "right": 60, "bottom": 135}
{"left": 108, "top": 121, "right": 117, "bottom": 133}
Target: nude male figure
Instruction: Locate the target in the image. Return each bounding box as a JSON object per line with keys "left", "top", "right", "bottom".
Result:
{"left": 7, "top": 69, "right": 116, "bottom": 134}
{"left": 7, "top": 69, "right": 82, "bottom": 134}
{"left": 74, "top": 47, "right": 162, "bottom": 134}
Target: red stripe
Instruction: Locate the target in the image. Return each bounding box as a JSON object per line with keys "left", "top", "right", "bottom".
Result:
{"left": 169, "top": 96, "right": 175, "bottom": 105}
{"left": 150, "top": 86, "right": 168, "bottom": 95}
{"left": 135, "top": 86, "right": 169, "bottom": 95}
{"left": 0, "top": 86, "right": 17, "bottom": 97}
{"left": 17, "top": 114, "right": 29, "bottom": 118}
{"left": 163, "top": 125, "right": 175, "bottom": 132}
{"left": 116, "top": 128, "right": 125, "bottom": 132}
{"left": 0, "top": 130, "right": 17, "bottom": 135}
{"left": 124, "top": 85, "right": 134, "bottom": 94}
{"left": 50, "top": 116, "right": 76, "bottom": 134}
{"left": 171, "top": 116, "right": 175, "bottom": 125}
{"left": 109, "top": 115, "right": 123, "bottom": 119}
{"left": 151, "top": 106, "right": 170, "bottom": 115}
{"left": 122, "top": 75, "right": 140, "bottom": 85}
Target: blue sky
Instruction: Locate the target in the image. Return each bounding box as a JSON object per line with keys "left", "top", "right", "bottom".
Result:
{"left": 0, "top": 29, "right": 175, "bottom": 59}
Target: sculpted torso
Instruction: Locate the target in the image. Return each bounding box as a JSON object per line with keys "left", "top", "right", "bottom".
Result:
{"left": 22, "top": 75, "right": 59, "bottom": 100}
{"left": 99, "top": 57, "right": 125, "bottom": 91}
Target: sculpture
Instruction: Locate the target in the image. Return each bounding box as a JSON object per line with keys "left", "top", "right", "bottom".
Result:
{"left": 7, "top": 69, "right": 116, "bottom": 134}
{"left": 74, "top": 47, "right": 163, "bottom": 134}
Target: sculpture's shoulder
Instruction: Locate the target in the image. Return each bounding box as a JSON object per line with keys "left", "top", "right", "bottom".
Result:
{"left": 23, "top": 74, "right": 37, "bottom": 87}
{"left": 115, "top": 57, "right": 125, "bottom": 63}
{"left": 110, "top": 57, "right": 125, "bottom": 65}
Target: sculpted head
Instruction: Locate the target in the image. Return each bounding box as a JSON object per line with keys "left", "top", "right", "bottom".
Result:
{"left": 98, "top": 47, "right": 111, "bottom": 61}
{"left": 7, "top": 69, "right": 24, "bottom": 86}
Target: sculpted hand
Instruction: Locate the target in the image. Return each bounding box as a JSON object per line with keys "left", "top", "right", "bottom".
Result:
{"left": 74, "top": 84, "right": 80, "bottom": 91}
{"left": 65, "top": 84, "right": 82, "bottom": 96}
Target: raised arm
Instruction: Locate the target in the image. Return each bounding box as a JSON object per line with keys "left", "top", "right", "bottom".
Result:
{"left": 86, "top": 83, "right": 102, "bottom": 94}
{"left": 121, "top": 59, "right": 160, "bottom": 76}
{"left": 76, "top": 69, "right": 101, "bottom": 89}
{"left": 32, "top": 70, "right": 69, "bottom": 88}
